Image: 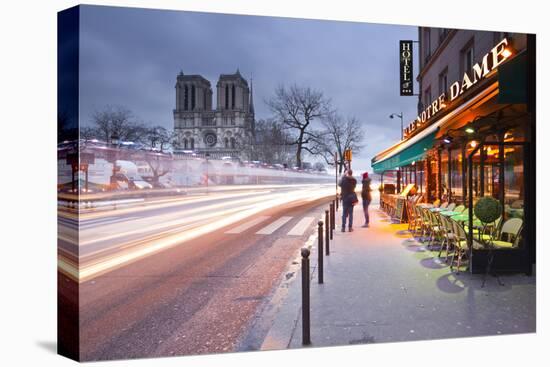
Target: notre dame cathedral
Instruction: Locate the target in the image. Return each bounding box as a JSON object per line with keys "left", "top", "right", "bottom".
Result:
{"left": 173, "top": 69, "right": 255, "bottom": 160}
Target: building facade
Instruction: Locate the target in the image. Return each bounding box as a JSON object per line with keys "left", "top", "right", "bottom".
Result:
{"left": 173, "top": 70, "right": 255, "bottom": 159}
{"left": 372, "top": 28, "right": 535, "bottom": 274}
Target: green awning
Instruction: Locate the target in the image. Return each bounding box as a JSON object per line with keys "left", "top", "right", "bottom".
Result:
{"left": 372, "top": 131, "right": 436, "bottom": 174}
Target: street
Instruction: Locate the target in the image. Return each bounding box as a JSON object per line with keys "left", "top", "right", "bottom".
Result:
{"left": 57, "top": 183, "right": 335, "bottom": 360}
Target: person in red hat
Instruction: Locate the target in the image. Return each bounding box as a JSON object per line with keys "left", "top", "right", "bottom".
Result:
{"left": 361, "top": 172, "right": 372, "bottom": 227}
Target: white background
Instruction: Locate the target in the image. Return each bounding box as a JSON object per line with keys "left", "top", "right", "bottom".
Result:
{"left": 0, "top": 0, "right": 548, "bottom": 366}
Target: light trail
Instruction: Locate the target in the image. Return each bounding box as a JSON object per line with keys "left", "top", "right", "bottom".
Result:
{"left": 60, "top": 185, "right": 334, "bottom": 283}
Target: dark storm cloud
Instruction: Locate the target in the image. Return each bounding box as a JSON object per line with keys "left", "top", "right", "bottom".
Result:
{"left": 79, "top": 5, "right": 419, "bottom": 170}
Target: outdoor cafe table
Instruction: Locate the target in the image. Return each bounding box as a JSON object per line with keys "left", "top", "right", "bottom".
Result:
{"left": 439, "top": 211, "right": 462, "bottom": 217}
{"left": 450, "top": 213, "right": 487, "bottom": 228}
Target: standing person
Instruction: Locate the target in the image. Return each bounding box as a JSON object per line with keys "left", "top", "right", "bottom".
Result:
{"left": 339, "top": 169, "right": 357, "bottom": 232}
{"left": 361, "top": 172, "right": 372, "bottom": 227}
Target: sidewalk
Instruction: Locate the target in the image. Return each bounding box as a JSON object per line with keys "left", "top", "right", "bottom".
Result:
{"left": 258, "top": 203, "right": 536, "bottom": 349}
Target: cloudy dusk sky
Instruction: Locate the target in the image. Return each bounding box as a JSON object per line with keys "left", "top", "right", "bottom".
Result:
{"left": 79, "top": 5, "right": 419, "bottom": 171}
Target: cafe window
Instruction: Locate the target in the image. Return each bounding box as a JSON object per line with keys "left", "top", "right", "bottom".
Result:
{"left": 428, "top": 157, "right": 437, "bottom": 202}
{"left": 450, "top": 148, "right": 463, "bottom": 203}
{"left": 416, "top": 161, "right": 424, "bottom": 194}
{"left": 503, "top": 145, "right": 524, "bottom": 219}
{"left": 440, "top": 149, "right": 449, "bottom": 201}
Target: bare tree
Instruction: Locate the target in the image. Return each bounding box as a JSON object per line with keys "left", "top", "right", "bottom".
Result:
{"left": 266, "top": 85, "right": 332, "bottom": 169}
{"left": 251, "top": 118, "right": 294, "bottom": 165}
{"left": 88, "top": 105, "right": 148, "bottom": 143}
{"left": 143, "top": 126, "right": 174, "bottom": 152}
{"left": 309, "top": 113, "right": 365, "bottom": 174}
{"left": 142, "top": 151, "right": 172, "bottom": 187}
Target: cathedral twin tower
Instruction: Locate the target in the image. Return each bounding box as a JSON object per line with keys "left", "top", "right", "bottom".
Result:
{"left": 173, "top": 69, "right": 255, "bottom": 159}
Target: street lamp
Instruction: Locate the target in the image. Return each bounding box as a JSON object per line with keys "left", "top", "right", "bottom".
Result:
{"left": 389, "top": 113, "right": 404, "bottom": 140}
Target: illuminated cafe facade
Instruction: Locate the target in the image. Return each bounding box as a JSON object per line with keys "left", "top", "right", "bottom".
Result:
{"left": 372, "top": 29, "right": 535, "bottom": 274}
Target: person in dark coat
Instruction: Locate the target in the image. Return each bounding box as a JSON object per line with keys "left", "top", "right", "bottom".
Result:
{"left": 338, "top": 169, "right": 357, "bottom": 232}
{"left": 361, "top": 172, "right": 372, "bottom": 227}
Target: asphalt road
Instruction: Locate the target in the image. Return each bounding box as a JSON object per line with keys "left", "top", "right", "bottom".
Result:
{"left": 57, "top": 184, "right": 335, "bottom": 361}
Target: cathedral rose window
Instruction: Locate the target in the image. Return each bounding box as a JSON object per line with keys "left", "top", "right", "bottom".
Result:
{"left": 204, "top": 132, "right": 217, "bottom": 147}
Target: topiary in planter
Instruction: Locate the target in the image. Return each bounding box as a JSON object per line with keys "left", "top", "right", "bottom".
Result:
{"left": 474, "top": 196, "right": 502, "bottom": 223}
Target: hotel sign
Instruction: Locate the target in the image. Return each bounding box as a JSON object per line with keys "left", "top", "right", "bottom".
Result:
{"left": 400, "top": 40, "right": 414, "bottom": 96}
{"left": 403, "top": 38, "right": 512, "bottom": 139}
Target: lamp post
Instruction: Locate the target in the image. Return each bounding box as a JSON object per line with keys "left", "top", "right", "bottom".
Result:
{"left": 389, "top": 112, "right": 404, "bottom": 140}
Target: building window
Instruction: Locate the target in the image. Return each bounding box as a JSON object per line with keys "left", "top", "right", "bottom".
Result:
{"left": 191, "top": 85, "right": 196, "bottom": 110}
{"left": 225, "top": 84, "right": 229, "bottom": 109}
{"left": 184, "top": 85, "right": 189, "bottom": 111}
{"left": 190, "top": 138, "right": 194, "bottom": 150}
{"left": 203, "top": 89, "right": 207, "bottom": 110}
{"left": 224, "top": 138, "right": 229, "bottom": 148}
{"left": 461, "top": 40, "right": 475, "bottom": 77}
{"left": 438, "top": 68, "right": 448, "bottom": 95}
{"left": 230, "top": 137, "right": 236, "bottom": 149}
{"left": 232, "top": 84, "right": 236, "bottom": 109}
{"left": 183, "top": 139, "right": 188, "bottom": 149}
{"left": 423, "top": 28, "right": 431, "bottom": 64}
{"left": 424, "top": 86, "right": 432, "bottom": 107}
{"left": 438, "top": 28, "right": 449, "bottom": 44}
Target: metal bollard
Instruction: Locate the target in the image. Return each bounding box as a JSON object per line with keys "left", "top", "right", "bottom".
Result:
{"left": 317, "top": 221, "right": 324, "bottom": 284}
{"left": 325, "top": 209, "right": 330, "bottom": 256}
{"left": 325, "top": 207, "right": 334, "bottom": 256}
{"left": 301, "top": 247, "right": 311, "bottom": 345}
{"left": 330, "top": 203, "right": 336, "bottom": 234}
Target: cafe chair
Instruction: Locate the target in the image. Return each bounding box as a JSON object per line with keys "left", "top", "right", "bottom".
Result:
{"left": 440, "top": 202, "right": 449, "bottom": 209}
{"left": 438, "top": 214, "right": 457, "bottom": 261}
{"left": 449, "top": 219, "right": 484, "bottom": 274}
{"left": 446, "top": 203, "right": 456, "bottom": 211}
{"left": 414, "top": 206, "right": 426, "bottom": 238}
{"left": 420, "top": 207, "right": 434, "bottom": 244}
{"left": 492, "top": 218, "right": 523, "bottom": 249}
{"left": 426, "top": 210, "right": 444, "bottom": 249}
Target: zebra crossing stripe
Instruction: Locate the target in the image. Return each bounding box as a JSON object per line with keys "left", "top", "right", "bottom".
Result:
{"left": 287, "top": 217, "right": 315, "bottom": 236}
{"left": 256, "top": 216, "right": 293, "bottom": 235}
{"left": 225, "top": 216, "right": 271, "bottom": 234}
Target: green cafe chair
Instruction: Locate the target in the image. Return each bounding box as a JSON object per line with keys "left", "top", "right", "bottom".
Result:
{"left": 492, "top": 218, "right": 523, "bottom": 249}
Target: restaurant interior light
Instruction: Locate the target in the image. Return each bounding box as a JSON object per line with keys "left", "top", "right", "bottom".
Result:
{"left": 465, "top": 127, "right": 475, "bottom": 134}
{"left": 470, "top": 140, "right": 478, "bottom": 148}
{"left": 443, "top": 135, "right": 453, "bottom": 144}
